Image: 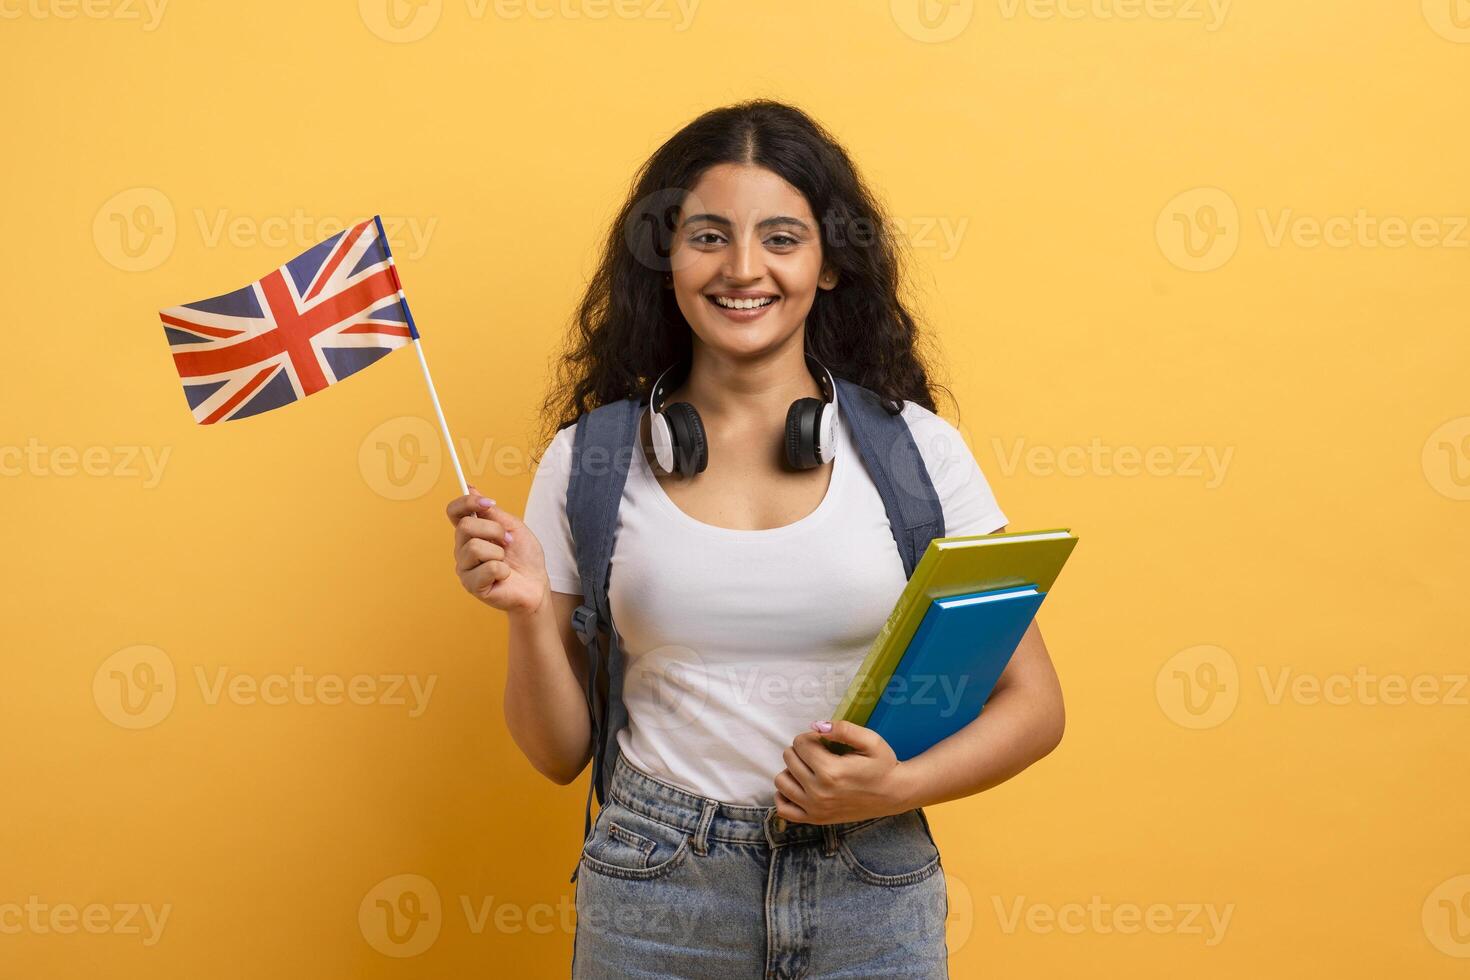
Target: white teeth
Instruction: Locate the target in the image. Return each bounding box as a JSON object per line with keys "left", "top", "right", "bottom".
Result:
{"left": 712, "top": 295, "right": 776, "bottom": 310}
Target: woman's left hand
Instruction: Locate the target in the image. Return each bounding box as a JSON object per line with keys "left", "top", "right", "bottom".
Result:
{"left": 773, "top": 720, "right": 915, "bottom": 825}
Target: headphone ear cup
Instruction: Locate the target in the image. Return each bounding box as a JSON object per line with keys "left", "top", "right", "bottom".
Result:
{"left": 663, "top": 401, "right": 708, "bottom": 478}
{"left": 784, "top": 397, "right": 824, "bottom": 470}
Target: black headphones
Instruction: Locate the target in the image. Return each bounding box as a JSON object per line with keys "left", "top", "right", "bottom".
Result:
{"left": 647, "top": 353, "right": 840, "bottom": 478}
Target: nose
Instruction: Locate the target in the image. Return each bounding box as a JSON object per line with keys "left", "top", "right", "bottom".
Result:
{"left": 722, "top": 235, "right": 766, "bottom": 283}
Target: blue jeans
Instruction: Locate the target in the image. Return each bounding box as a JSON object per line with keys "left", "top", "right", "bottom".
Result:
{"left": 572, "top": 752, "right": 950, "bottom": 978}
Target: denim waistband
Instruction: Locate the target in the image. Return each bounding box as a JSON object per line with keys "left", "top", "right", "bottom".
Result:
{"left": 607, "top": 751, "right": 893, "bottom": 849}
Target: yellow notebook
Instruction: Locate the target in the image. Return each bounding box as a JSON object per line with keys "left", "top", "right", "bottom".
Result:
{"left": 832, "top": 528, "right": 1079, "bottom": 728}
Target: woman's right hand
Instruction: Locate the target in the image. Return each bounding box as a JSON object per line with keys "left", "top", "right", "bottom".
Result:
{"left": 445, "top": 485, "right": 550, "bottom": 616}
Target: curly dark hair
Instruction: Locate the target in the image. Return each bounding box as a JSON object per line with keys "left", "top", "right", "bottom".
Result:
{"left": 534, "top": 98, "right": 953, "bottom": 460}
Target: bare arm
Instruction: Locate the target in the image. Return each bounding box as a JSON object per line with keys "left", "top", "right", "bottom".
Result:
{"left": 502, "top": 588, "right": 595, "bottom": 786}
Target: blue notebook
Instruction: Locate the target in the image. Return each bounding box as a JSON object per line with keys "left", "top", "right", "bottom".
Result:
{"left": 865, "top": 585, "right": 1045, "bottom": 762}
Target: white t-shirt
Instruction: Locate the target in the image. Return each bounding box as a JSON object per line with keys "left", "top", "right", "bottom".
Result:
{"left": 521, "top": 396, "right": 1008, "bottom": 806}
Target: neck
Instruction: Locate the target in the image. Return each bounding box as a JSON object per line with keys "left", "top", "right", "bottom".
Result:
{"left": 672, "top": 338, "right": 823, "bottom": 427}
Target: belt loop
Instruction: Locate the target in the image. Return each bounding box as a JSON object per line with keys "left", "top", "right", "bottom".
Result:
{"left": 822, "top": 824, "right": 838, "bottom": 857}
{"left": 692, "top": 800, "right": 717, "bottom": 856}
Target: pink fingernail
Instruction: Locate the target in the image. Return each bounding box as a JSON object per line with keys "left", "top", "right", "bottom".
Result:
{"left": 477, "top": 497, "right": 495, "bottom": 508}
{"left": 504, "top": 531, "right": 514, "bottom": 542}
{"left": 812, "top": 721, "right": 832, "bottom": 732}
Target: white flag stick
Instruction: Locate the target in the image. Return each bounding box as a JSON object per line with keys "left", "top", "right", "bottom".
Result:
{"left": 375, "top": 216, "right": 468, "bottom": 496}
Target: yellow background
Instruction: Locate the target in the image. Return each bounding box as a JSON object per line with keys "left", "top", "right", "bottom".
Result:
{"left": 3, "top": 0, "right": 1468, "bottom": 976}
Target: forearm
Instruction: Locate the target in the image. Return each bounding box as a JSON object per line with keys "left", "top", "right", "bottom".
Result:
{"left": 895, "top": 687, "right": 1064, "bottom": 809}
{"left": 503, "top": 585, "right": 593, "bottom": 785}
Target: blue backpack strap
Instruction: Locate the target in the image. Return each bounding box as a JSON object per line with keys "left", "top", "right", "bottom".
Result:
{"left": 834, "top": 377, "right": 946, "bottom": 573}
{"left": 564, "top": 395, "right": 641, "bottom": 884}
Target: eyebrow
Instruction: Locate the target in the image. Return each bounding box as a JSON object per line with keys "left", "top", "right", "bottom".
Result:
{"left": 680, "top": 213, "right": 812, "bottom": 232}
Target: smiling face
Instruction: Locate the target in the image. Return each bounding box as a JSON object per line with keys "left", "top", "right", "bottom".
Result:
{"left": 667, "top": 163, "right": 837, "bottom": 359}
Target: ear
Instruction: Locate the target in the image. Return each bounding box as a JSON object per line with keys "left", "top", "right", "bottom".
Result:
{"left": 818, "top": 265, "right": 839, "bottom": 291}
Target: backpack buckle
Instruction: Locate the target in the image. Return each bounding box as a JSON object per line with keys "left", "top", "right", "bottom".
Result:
{"left": 571, "top": 603, "right": 599, "bottom": 647}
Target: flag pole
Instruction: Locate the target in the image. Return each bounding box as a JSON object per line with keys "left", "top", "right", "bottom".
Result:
{"left": 374, "top": 215, "right": 469, "bottom": 497}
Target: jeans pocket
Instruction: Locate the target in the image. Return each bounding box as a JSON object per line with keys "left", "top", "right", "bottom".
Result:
{"left": 836, "top": 810, "right": 942, "bottom": 887}
{"left": 580, "top": 799, "right": 692, "bottom": 882}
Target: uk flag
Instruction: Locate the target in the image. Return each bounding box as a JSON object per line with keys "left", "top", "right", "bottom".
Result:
{"left": 160, "top": 216, "right": 417, "bottom": 424}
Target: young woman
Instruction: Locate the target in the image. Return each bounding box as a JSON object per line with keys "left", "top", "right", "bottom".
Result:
{"left": 445, "top": 99, "right": 1065, "bottom": 978}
